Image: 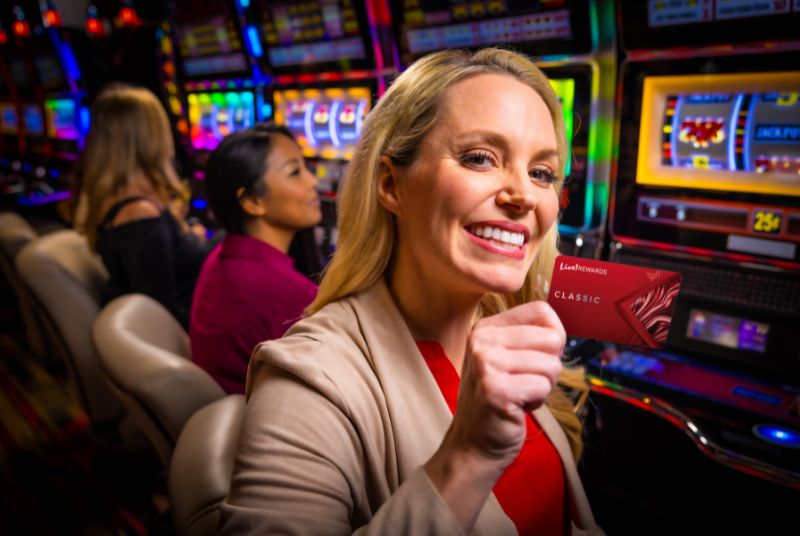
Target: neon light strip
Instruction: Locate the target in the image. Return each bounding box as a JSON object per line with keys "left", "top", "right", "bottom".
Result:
{"left": 329, "top": 101, "right": 341, "bottom": 148}
{"left": 588, "top": 375, "right": 800, "bottom": 489}
{"left": 49, "top": 28, "right": 80, "bottom": 92}
{"left": 671, "top": 95, "right": 683, "bottom": 169}
{"left": 245, "top": 25, "right": 262, "bottom": 58}
{"left": 355, "top": 99, "right": 367, "bottom": 135}
{"left": 584, "top": 67, "right": 599, "bottom": 231}
{"left": 17, "top": 190, "right": 72, "bottom": 205}
{"left": 613, "top": 235, "right": 800, "bottom": 270}
{"left": 745, "top": 94, "right": 757, "bottom": 172}
{"left": 304, "top": 102, "right": 316, "bottom": 147}
{"left": 364, "top": 0, "right": 386, "bottom": 95}
{"left": 728, "top": 93, "right": 744, "bottom": 171}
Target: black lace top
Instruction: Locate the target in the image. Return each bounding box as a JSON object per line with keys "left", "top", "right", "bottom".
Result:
{"left": 96, "top": 197, "right": 210, "bottom": 328}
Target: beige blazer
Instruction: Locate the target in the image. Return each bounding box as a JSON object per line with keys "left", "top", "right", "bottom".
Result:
{"left": 220, "top": 280, "right": 602, "bottom": 535}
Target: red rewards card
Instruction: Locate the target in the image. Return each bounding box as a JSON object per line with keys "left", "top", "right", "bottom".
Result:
{"left": 547, "top": 255, "right": 682, "bottom": 348}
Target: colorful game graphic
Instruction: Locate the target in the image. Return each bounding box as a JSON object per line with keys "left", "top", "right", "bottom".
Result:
{"left": 637, "top": 71, "right": 800, "bottom": 197}
{"left": 22, "top": 105, "right": 44, "bottom": 136}
{"left": 686, "top": 308, "right": 769, "bottom": 353}
{"left": 667, "top": 94, "right": 733, "bottom": 170}
{"left": 44, "top": 98, "right": 80, "bottom": 141}
{"left": 273, "top": 86, "right": 371, "bottom": 160}
{"left": 0, "top": 103, "right": 18, "bottom": 134}
{"left": 405, "top": 7, "right": 571, "bottom": 55}
{"left": 187, "top": 91, "right": 256, "bottom": 151}
{"left": 256, "top": 0, "right": 366, "bottom": 67}
{"left": 176, "top": 15, "right": 248, "bottom": 77}
{"left": 392, "top": 0, "right": 591, "bottom": 65}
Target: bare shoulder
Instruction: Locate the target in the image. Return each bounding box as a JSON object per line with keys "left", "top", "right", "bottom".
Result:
{"left": 111, "top": 197, "right": 164, "bottom": 226}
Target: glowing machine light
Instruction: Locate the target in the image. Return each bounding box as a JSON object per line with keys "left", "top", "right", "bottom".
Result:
{"left": 42, "top": 1, "right": 62, "bottom": 27}
{"left": 752, "top": 424, "right": 800, "bottom": 448}
{"left": 12, "top": 6, "right": 31, "bottom": 37}
{"left": 86, "top": 5, "right": 105, "bottom": 37}
{"left": 117, "top": 0, "right": 141, "bottom": 28}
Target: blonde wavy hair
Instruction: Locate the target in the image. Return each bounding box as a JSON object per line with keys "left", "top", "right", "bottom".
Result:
{"left": 310, "top": 48, "right": 588, "bottom": 459}
{"left": 71, "top": 84, "right": 186, "bottom": 251}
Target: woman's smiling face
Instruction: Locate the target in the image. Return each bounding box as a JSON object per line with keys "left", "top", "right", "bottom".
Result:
{"left": 258, "top": 133, "right": 322, "bottom": 231}
{"left": 389, "top": 72, "right": 561, "bottom": 297}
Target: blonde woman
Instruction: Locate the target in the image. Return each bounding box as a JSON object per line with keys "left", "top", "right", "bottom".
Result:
{"left": 221, "top": 48, "right": 602, "bottom": 535}
{"left": 72, "top": 84, "right": 209, "bottom": 328}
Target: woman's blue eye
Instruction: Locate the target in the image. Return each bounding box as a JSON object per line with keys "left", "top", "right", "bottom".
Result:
{"left": 530, "top": 167, "right": 558, "bottom": 184}
{"left": 461, "top": 151, "right": 493, "bottom": 168}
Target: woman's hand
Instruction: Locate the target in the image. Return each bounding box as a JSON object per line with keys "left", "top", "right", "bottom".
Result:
{"left": 189, "top": 222, "right": 208, "bottom": 241}
{"left": 425, "top": 300, "right": 566, "bottom": 531}
{"left": 184, "top": 217, "right": 208, "bottom": 241}
{"left": 454, "top": 300, "right": 565, "bottom": 461}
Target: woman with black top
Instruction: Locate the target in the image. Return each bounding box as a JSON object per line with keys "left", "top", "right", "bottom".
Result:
{"left": 71, "top": 84, "right": 210, "bottom": 328}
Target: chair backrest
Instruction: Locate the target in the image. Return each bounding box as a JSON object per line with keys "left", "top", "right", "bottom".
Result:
{"left": 93, "top": 293, "right": 226, "bottom": 466}
{"left": 15, "top": 229, "right": 125, "bottom": 426}
{"left": 0, "top": 212, "right": 37, "bottom": 259}
{"left": 169, "top": 394, "right": 245, "bottom": 536}
{"left": 0, "top": 212, "right": 48, "bottom": 358}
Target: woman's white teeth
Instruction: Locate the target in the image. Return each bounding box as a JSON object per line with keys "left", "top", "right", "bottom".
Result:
{"left": 472, "top": 225, "right": 524, "bottom": 247}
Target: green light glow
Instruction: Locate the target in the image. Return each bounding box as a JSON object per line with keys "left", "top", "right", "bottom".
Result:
{"left": 549, "top": 78, "right": 575, "bottom": 177}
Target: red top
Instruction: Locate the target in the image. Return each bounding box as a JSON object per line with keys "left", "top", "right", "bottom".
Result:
{"left": 190, "top": 234, "right": 317, "bottom": 395}
{"left": 416, "top": 341, "right": 568, "bottom": 536}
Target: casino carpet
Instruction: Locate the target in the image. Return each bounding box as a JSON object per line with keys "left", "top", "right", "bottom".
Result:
{"left": 0, "top": 281, "right": 173, "bottom": 535}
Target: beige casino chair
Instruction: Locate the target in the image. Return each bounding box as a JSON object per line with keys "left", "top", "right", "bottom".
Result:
{"left": 15, "top": 229, "right": 132, "bottom": 437}
{"left": 93, "top": 293, "right": 226, "bottom": 467}
{"left": 169, "top": 394, "right": 245, "bottom": 536}
{"left": 0, "top": 212, "right": 49, "bottom": 358}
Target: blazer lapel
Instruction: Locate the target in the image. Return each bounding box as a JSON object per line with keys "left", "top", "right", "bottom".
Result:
{"left": 352, "top": 281, "right": 516, "bottom": 535}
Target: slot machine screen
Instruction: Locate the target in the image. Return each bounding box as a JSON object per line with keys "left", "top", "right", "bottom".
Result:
{"left": 686, "top": 308, "right": 770, "bottom": 354}
{"left": 186, "top": 90, "right": 256, "bottom": 151}
{"left": 25, "top": 33, "right": 68, "bottom": 92}
{"left": 251, "top": 0, "right": 374, "bottom": 74}
{"left": 391, "top": 0, "right": 593, "bottom": 67}
{"left": 273, "top": 85, "right": 371, "bottom": 161}
{"left": 33, "top": 54, "right": 67, "bottom": 92}
{"left": 1, "top": 104, "right": 19, "bottom": 134}
{"left": 637, "top": 72, "right": 800, "bottom": 197}
{"left": 7, "top": 57, "right": 32, "bottom": 94}
{"left": 23, "top": 105, "right": 44, "bottom": 136}
{"left": 613, "top": 55, "right": 800, "bottom": 266}
{"left": 44, "top": 98, "right": 80, "bottom": 141}
{"left": 174, "top": 2, "right": 250, "bottom": 79}
{"left": 620, "top": 0, "right": 800, "bottom": 50}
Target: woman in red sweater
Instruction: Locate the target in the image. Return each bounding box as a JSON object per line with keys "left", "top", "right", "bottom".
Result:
{"left": 190, "top": 125, "right": 321, "bottom": 394}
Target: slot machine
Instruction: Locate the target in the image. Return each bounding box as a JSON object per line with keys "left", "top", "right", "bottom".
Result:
{"left": 21, "top": 28, "right": 89, "bottom": 206}
{"left": 0, "top": 1, "right": 92, "bottom": 208}
{"left": 575, "top": 1, "right": 800, "bottom": 532}
{"left": 388, "top": 0, "right": 616, "bottom": 257}
{"left": 167, "top": 0, "right": 268, "bottom": 224}
{"left": 0, "top": 37, "right": 50, "bottom": 203}
{"left": 0, "top": 1, "right": 89, "bottom": 207}
{"left": 237, "top": 0, "right": 393, "bottom": 259}
{"left": 0, "top": 49, "right": 24, "bottom": 197}
{"left": 3, "top": 1, "right": 174, "bottom": 211}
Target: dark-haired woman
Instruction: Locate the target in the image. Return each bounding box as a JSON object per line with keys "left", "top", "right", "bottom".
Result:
{"left": 189, "top": 124, "right": 322, "bottom": 395}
